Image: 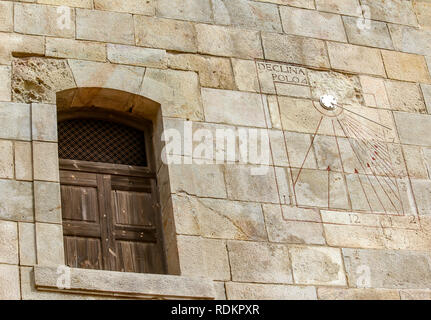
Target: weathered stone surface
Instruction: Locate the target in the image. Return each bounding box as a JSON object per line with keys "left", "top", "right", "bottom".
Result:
{"left": 94, "top": 0, "right": 155, "bottom": 15}
{"left": 309, "top": 70, "right": 363, "bottom": 106}
{"left": 394, "top": 112, "right": 431, "bottom": 147}
{"left": 318, "top": 288, "right": 400, "bottom": 300}
{"left": 0, "top": 102, "right": 30, "bottom": 140}
{"left": 177, "top": 236, "right": 230, "bottom": 281}
{"left": 213, "top": 0, "right": 282, "bottom": 32}
{"left": 0, "top": 65, "right": 11, "bottom": 102}
{"left": 343, "top": 16, "right": 394, "bottom": 50}
{"left": 256, "top": 0, "right": 314, "bottom": 9}
{"left": 35, "top": 222, "right": 64, "bottom": 266}
{"left": 323, "top": 223, "right": 385, "bottom": 249}
{"left": 280, "top": 6, "right": 347, "bottom": 42}
{"left": 411, "top": 179, "right": 431, "bottom": 215}
{"left": 263, "top": 204, "right": 325, "bottom": 244}
{"left": 37, "top": 0, "right": 92, "bottom": 8}
{"left": 0, "top": 220, "right": 18, "bottom": 264}
{"left": 169, "top": 162, "right": 227, "bottom": 198}
{"left": 228, "top": 240, "right": 293, "bottom": 283}
{"left": 226, "top": 282, "right": 317, "bottom": 300}
{"left": 69, "top": 60, "right": 145, "bottom": 94}
{"left": 196, "top": 24, "right": 263, "bottom": 59}
{"left": 316, "top": 0, "right": 361, "bottom": 16}
{"left": 34, "top": 181, "right": 61, "bottom": 224}
{"left": 15, "top": 3, "right": 75, "bottom": 37}
{"left": 400, "top": 289, "right": 431, "bottom": 300}
{"left": 381, "top": 50, "right": 431, "bottom": 83}
{"left": 12, "top": 58, "right": 75, "bottom": 104}
{"left": 46, "top": 38, "right": 106, "bottom": 62}
{"left": 202, "top": 88, "right": 266, "bottom": 127}
{"left": 0, "top": 179, "right": 33, "bottom": 222}
{"left": 135, "top": 16, "right": 197, "bottom": 53}
{"left": 0, "top": 32, "right": 45, "bottom": 65}
{"left": 0, "top": 1, "right": 12, "bottom": 32}
{"left": 231, "top": 59, "right": 260, "bottom": 92}
{"left": 413, "top": 0, "right": 431, "bottom": 29}
{"left": 173, "top": 194, "right": 267, "bottom": 240}
{"left": 168, "top": 54, "right": 234, "bottom": 90}
{"left": 156, "top": 0, "right": 212, "bottom": 23}
{"left": 213, "top": 282, "right": 227, "bottom": 300}
{"left": 360, "top": 0, "right": 418, "bottom": 27}
{"left": 108, "top": 44, "right": 166, "bottom": 69}
{"left": 385, "top": 80, "right": 426, "bottom": 113}
{"left": 14, "top": 141, "right": 32, "bottom": 181}
{"left": 422, "top": 84, "right": 431, "bottom": 114}
{"left": 389, "top": 25, "right": 431, "bottom": 56}
{"left": 343, "top": 248, "right": 431, "bottom": 289}
{"left": 290, "top": 246, "right": 346, "bottom": 285}
{"left": 0, "top": 140, "right": 13, "bottom": 179}
{"left": 360, "top": 75, "right": 390, "bottom": 109}
{"left": 262, "top": 32, "right": 330, "bottom": 69}
{"left": 225, "top": 164, "right": 279, "bottom": 203}
{"left": 32, "top": 142, "right": 59, "bottom": 182}
{"left": 0, "top": 264, "right": 20, "bottom": 300}
{"left": 18, "top": 222, "right": 36, "bottom": 266}
{"left": 327, "top": 42, "right": 386, "bottom": 77}
{"left": 141, "top": 68, "right": 203, "bottom": 120}
{"left": 32, "top": 103, "right": 57, "bottom": 142}
{"left": 76, "top": 8, "right": 134, "bottom": 44}
{"left": 402, "top": 145, "right": 428, "bottom": 179}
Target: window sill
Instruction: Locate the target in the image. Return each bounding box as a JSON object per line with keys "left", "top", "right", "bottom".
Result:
{"left": 34, "top": 266, "right": 216, "bottom": 300}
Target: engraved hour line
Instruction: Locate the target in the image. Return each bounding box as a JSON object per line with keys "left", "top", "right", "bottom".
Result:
{"left": 341, "top": 120, "right": 403, "bottom": 206}
{"left": 343, "top": 113, "right": 387, "bottom": 142}
{"left": 337, "top": 119, "right": 388, "bottom": 213}
{"left": 334, "top": 104, "right": 392, "bottom": 130}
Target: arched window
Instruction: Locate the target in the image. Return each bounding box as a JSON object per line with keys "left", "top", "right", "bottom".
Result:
{"left": 57, "top": 110, "right": 166, "bottom": 275}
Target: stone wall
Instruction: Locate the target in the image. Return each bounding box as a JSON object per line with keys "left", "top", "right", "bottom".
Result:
{"left": 1, "top": 0, "right": 431, "bottom": 300}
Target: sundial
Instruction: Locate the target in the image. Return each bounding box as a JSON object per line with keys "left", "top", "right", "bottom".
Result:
{"left": 255, "top": 60, "right": 420, "bottom": 229}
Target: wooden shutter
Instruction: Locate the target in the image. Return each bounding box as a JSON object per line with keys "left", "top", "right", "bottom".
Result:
{"left": 61, "top": 167, "right": 166, "bottom": 274}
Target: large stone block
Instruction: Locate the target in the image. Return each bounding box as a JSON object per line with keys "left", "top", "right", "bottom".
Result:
{"left": 343, "top": 248, "right": 431, "bottom": 289}
{"left": 0, "top": 33, "right": 44, "bottom": 65}
{"left": 290, "top": 246, "right": 346, "bottom": 286}
{"left": 135, "top": 16, "right": 197, "bottom": 53}
{"left": 15, "top": 3, "right": 75, "bottom": 37}
{"left": 201, "top": 88, "right": 266, "bottom": 127}
{"left": 12, "top": 58, "right": 76, "bottom": 104}
{"left": 34, "top": 181, "right": 62, "bottom": 224}
{"left": 0, "top": 1, "right": 12, "bottom": 32}
{"left": 359, "top": 75, "right": 390, "bottom": 109}
{"left": 141, "top": 68, "right": 203, "bottom": 121}
{"left": 422, "top": 84, "right": 431, "bottom": 114}
{"left": 318, "top": 288, "right": 400, "bottom": 300}
{"left": 381, "top": 50, "right": 431, "bottom": 83}
{"left": 402, "top": 145, "right": 428, "bottom": 179}
{"left": 385, "top": 80, "right": 426, "bottom": 113}
{"left": 413, "top": 0, "right": 431, "bottom": 29}
{"left": 411, "top": 179, "right": 431, "bottom": 215}
{"left": 0, "top": 180, "right": 33, "bottom": 222}
{"left": 35, "top": 223, "right": 64, "bottom": 266}
{"left": 32, "top": 142, "right": 59, "bottom": 182}
{"left": 177, "top": 236, "right": 230, "bottom": 281}
{"left": 231, "top": 59, "right": 260, "bottom": 92}
{"left": 342, "top": 16, "right": 394, "bottom": 50}
{"left": 263, "top": 204, "right": 325, "bottom": 244}
{"left": 256, "top": 0, "right": 314, "bottom": 9}
{"left": 196, "top": 24, "right": 263, "bottom": 59}
{"left": 32, "top": 103, "right": 57, "bottom": 142}
{"left": 167, "top": 54, "right": 234, "bottom": 90}
{"left": 46, "top": 38, "right": 106, "bottom": 62}
{"left": 0, "top": 65, "right": 11, "bottom": 102}
{"left": 14, "top": 141, "right": 33, "bottom": 181}
{"left": 18, "top": 222, "right": 36, "bottom": 266}
{"left": 226, "top": 282, "right": 317, "bottom": 300}
{"left": 261, "top": 32, "right": 330, "bottom": 69}
{"left": 225, "top": 164, "right": 279, "bottom": 203}
{"left": 0, "top": 220, "right": 18, "bottom": 264}
{"left": 108, "top": 44, "right": 166, "bottom": 69}
{"left": 156, "top": 0, "right": 212, "bottom": 23}
{"left": 173, "top": 194, "right": 267, "bottom": 240}
{"left": 394, "top": 112, "right": 431, "bottom": 146}
{"left": 212, "top": 0, "right": 282, "bottom": 32}
{"left": 316, "top": 0, "right": 361, "bottom": 16}
{"left": 0, "top": 140, "right": 13, "bottom": 179}
{"left": 68, "top": 60, "right": 145, "bottom": 95}
{"left": 280, "top": 6, "right": 347, "bottom": 42}
{"left": 327, "top": 42, "right": 386, "bottom": 77}
{"left": 389, "top": 25, "right": 431, "bottom": 56}
{"left": 94, "top": 0, "right": 155, "bottom": 15}
{"left": 0, "top": 264, "right": 20, "bottom": 300}
{"left": 360, "top": 0, "right": 418, "bottom": 27}
{"left": 38, "top": 0, "right": 93, "bottom": 8}
{"left": 76, "top": 8, "right": 134, "bottom": 44}
{"left": 228, "top": 240, "right": 293, "bottom": 283}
